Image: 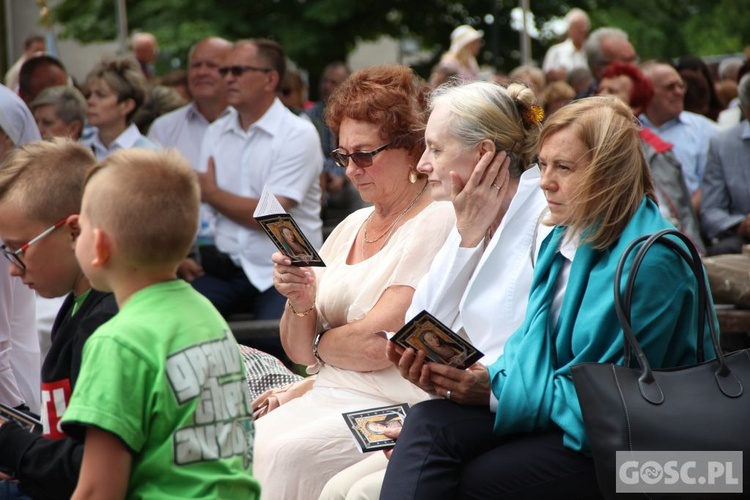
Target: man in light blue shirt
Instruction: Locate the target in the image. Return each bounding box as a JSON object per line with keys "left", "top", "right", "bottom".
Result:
{"left": 640, "top": 61, "right": 718, "bottom": 208}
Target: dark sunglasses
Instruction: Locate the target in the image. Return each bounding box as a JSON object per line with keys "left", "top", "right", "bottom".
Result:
{"left": 218, "top": 65, "right": 272, "bottom": 77}
{"left": 330, "top": 143, "right": 390, "bottom": 169}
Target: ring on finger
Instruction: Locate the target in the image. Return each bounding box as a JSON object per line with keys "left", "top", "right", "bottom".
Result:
{"left": 491, "top": 183, "right": 501, "bottom": 191}
{"left": 445, "top": 389, "right": 451, "bottom": 400}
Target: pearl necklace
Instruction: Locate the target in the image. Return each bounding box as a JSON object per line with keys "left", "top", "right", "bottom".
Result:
{"left": 361, "top": 183, "right": 428, "bottom": 257}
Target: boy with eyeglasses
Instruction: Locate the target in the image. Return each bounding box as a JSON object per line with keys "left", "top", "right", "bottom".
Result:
{"left": 61, "top": 149, "right": 259, "bottom": 498}
{"left": 0, "top": 138, "right": 118, "bottom": 499}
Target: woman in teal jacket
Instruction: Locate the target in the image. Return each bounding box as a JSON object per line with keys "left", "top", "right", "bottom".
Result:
{"left": 381, "top": 96, "right": 717, "bottom": 499}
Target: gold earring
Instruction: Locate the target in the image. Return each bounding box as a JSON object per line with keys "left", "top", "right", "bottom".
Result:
{"left": 409, "top": 169, "right": 418, "bottom": 184}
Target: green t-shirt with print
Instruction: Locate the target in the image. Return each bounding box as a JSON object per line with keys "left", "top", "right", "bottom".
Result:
{"left": 62, "top": 280, "right": 260, "bottom": 499}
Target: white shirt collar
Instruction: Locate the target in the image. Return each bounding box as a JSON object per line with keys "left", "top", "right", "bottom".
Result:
{"left": 226, "top": 98, "right": 288, "bottom": 138}
{"left": 741, "top": 119, "right": 750, "bottom": 140}
{"left": 91, "top": 123, "right": 142, "bottom": 156}
{"left": 559, "top": 228, "right": 581, "bottom": 262}
{"left": 186, "top": 102, "right": 231, "bottom": 124}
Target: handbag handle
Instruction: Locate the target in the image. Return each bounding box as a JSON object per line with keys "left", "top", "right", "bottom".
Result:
{"left": 619, "top": 231, "right": 706, "bottom": 366}
{"left": 613, "top": 229, "right": 741, "bottom": 403}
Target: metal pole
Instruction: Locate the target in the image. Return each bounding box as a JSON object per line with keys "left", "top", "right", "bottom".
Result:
{"left": 116, "top": 0, "right": 128, "bottom": 55}
{"left": 520, "top": 0, "right": 531, "bottom": 65}
{"left": 491, "top": 0, "right": 500, "bottom": 68}
{"left": 4, "top": 0, "right": 13, "bottom": 68}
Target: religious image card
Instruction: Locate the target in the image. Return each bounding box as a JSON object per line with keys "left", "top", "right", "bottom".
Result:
{"left": 0, "top": 401, "right": 42, "bottom": 433}
{"left": 342, "top": 403, "right": 409, "bottom": 452}
{"left": 253, "top": 186, "right": 325, "bottom": 267}
{"left": 390, "top": 310, "right": 484, "bottom": 369}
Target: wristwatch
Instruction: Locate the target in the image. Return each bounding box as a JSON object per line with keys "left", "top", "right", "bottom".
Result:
{"left": 312, "top": 330, "right": 327, "bottom": 363}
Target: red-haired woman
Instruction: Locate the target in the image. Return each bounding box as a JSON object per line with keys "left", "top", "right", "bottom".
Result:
{"left": 253, "top": 66, "right": 455, "bottom": 499}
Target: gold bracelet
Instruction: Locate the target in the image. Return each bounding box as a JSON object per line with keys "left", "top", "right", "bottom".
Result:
{"left": 288, "top": 299, "right": 315, "bottom": 317}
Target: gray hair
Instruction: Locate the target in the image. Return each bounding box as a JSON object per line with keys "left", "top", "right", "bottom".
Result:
{"left": 566, "top": 8, "right": 590, "bottom": 29}
{"left": 718, "top": 57, "right": 744, "bottom": 82}
{"left": 739, "top": 74, "right": 750, "bottom": 112}
{"left": 584, "top": 27, "right": 629, "bottom": 72}
{"left": 427, "top": 81, "right": 541, "bottom": 177}
{"left": 30, "top": 85, "right": 87, "bottom": 125}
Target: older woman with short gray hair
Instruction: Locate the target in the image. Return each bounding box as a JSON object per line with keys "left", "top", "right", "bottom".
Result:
{"left": 30, "top": 85, "right": 87, "bottom": 140}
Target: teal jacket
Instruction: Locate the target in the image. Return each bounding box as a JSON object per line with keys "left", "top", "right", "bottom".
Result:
{"left": 487, "top": 197, "right": 717, "bottom": 453}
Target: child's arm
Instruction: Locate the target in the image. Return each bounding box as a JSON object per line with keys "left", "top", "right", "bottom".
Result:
{"left": 71, "top": 427, "right": 132, "bottom": 500}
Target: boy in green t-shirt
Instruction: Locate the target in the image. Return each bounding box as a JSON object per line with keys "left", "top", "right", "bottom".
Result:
{"left": 61, "top": 149, "right": 260, "bottom": 499}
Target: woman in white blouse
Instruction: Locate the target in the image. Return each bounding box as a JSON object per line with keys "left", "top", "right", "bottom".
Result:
{"left": 253, "top": 65, "right": 455, "bottom": 500}
{"left": 320, "top": 81, "right": 549, "bottom": 500}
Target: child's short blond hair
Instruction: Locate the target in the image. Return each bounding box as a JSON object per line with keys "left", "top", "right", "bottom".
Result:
{"left": 0, "top": 138, "right": 96, "bottom": 223}
{"left": 83, "top": 149, "right": 199, "bottom": 267}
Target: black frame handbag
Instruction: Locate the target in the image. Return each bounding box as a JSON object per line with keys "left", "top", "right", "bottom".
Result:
{"left": 571, "top": 229, "right": 750, "bottom": 499}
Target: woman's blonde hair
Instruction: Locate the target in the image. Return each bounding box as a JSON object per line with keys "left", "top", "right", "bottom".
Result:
{"left": 428, "top": 81, "right": 541, "bottom": 178}
{"left": 538, "top": 96, "right": 654, "bottom": 249}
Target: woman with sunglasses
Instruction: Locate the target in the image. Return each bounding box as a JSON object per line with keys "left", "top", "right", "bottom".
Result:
{"left": 253, "top": 65, "right": 455, "bottom": 499}
{"left": 83, "top": 57, "right": 157, "bottom": 159}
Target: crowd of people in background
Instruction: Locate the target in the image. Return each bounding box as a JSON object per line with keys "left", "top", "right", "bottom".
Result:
{"left": 0, "top": 7, "right": 747, "bottom": 498}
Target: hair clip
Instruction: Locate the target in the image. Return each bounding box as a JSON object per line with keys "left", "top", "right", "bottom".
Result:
{"left": 514, "top": 99, "right": 544, "bottom": 129}
{"left": 521, "top": 104, "right": 544, "bottom": 128}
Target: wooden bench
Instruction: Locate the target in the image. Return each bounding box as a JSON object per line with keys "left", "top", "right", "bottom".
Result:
{"left": 716, "top": 308, "right": 750, "bottom": 333}
{"left": 716, "top": 307, "right": 750, "bottom": 352}
{"left": 227, "top": 318, "right": 281, "bottom": 344}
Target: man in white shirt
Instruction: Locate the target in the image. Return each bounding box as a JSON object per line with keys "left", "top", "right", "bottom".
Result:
{"left": 148, "top": 37, "right": 232, "bottom": 278}
{"left": 193, "top": 39, "right": 323, "bottom": 320}
{"left": 148, "top": 37, "right": 232, "bottom": 169}
{"left": 640, "top": 61, "right": 718, "bottom": 209}
{"left": 542, "top": 8, "right": 590, "bottom": 82}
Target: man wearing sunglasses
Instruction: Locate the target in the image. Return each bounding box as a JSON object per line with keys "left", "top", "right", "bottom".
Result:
{"left": 193, "top": 38, "right": 323, "bottom": 330}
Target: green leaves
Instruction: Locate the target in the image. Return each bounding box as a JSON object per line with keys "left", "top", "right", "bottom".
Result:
{"left": 51, "top": 0, "right": 748, "bottom": 91}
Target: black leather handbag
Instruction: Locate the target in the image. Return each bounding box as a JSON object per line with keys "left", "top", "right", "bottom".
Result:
{"left": 571, "top": 229, "right": 750, "bottom": 499}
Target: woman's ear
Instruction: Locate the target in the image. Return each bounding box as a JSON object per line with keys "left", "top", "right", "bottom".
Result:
{"left": 119, "top": 98, "right": 136, "bottom": 118}
{"left": 478, "top": 139, "right": 497, "bottom": 156}
{"left": 69, "top": 120, "right": 84, "bottom": 141}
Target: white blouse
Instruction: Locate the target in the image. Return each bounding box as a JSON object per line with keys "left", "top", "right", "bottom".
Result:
{"left": 407, "top": 166, "right": 551, "bottom": 363}
{"left": 312, "top": 200, "right": 456, "bottom": 404}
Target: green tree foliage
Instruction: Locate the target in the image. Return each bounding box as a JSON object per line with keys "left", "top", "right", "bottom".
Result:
{"left": 585, "top": 0, "right": 750, "bottom": 60}
{"left": 682, "top": 0, "right": 750, "bottom": 57}
{"left": 52, "top": 0, "right": 749, "bottom": 94}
